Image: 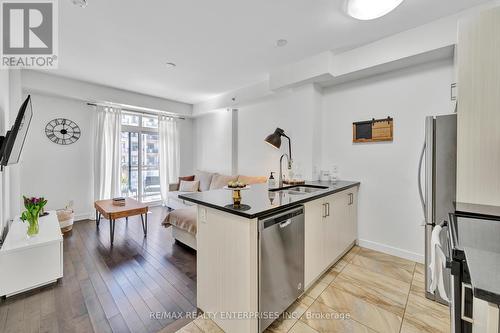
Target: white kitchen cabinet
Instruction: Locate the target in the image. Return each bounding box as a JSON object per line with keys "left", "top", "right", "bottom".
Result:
{"left": 192, "top": 182, "right": 360, "bottom": 333}
{"left": 304, "top": 198, "right": 325, "bottom": 287}
{"left": 472, "top": 297, "right": 499, "bottom": 333}
{"left": 457, "top": 7, "right": 500, "bottom": 206}
{"left": 325, "top": 193, "right": 343, "bottom": 267}
{"left": 304, "top": 187, "right": 358, "bottom": 288}
{"left": 335, "top": 187, "right": 358, "bottom": 257}
{"left": 348, "top": 187, "right": 358, "bottom": 246}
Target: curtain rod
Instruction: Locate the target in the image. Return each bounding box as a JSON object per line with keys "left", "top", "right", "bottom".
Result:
{"left": 86, "top": 102, "right": 186, "bottom": 120}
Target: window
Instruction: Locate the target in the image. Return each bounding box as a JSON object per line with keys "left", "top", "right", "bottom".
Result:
{"left": 121, "top": 113, "right": 140, "bottom": 126}
{"left": 142, "top": 115, "right": 158, "bottom": 128}
{"left": 120, "top": 112, "right": 161, "bottom": 203}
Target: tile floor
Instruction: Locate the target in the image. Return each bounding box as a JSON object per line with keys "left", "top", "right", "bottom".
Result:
{"left": 174, "top": 246, "right": 450, "bottom": 333}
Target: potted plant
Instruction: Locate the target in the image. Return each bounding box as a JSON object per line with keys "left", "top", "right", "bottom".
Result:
{"left": 21, "top": 196, "right": 48, "bottom": 238}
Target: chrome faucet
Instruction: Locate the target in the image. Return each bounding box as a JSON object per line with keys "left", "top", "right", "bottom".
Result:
{"left": 264, "top": 128, "right": 293, "bottom": 188}
{"left": 279, "top": 153, "right": 292, "bottom": 188}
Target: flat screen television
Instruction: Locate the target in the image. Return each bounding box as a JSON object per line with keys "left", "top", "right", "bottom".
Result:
{"left": 0, "top": 95, "right": 33, "bottom": 167}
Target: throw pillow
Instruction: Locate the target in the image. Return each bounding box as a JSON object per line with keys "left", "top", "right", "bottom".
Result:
{"left": 195, "top": 170, "right": 215, "bottom": 191}
{"left": 210, "top": 174, "right": 238, "bottom": 190}
{"left": 179, "top": 180, "right": 200, "bottom": 192}
{"left": 176, "top": 175, "right": 195, "bottom": 191}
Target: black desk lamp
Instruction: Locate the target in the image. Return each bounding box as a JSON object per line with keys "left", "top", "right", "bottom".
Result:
{"left": 265, "top": 128, "right": 292, "bottom": 169}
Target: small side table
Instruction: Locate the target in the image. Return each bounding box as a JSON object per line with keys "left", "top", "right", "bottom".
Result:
{"left": 94, "top": 198, "right": 148, "bottom": 245}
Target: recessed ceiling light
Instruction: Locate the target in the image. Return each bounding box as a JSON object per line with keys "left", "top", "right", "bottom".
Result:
{"left": 72, "top": 0, "right": 88, "bottom": 8}
{"left": 344, "top": 0, "right": 404, "bottom": 20}
{"left": 276, "top": 39, "right": 288, "bottom": 47}
{"left": 165, "top": 62, "right": 176, "bottom": 69}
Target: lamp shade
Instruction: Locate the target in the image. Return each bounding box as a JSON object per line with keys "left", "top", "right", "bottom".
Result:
{"left": 264, "top": 128, "right": 285, "bottom": 149}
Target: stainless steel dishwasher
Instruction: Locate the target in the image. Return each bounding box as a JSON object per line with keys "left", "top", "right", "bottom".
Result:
{"left": 259, "top": 206, "right": 304, "bottom": 332}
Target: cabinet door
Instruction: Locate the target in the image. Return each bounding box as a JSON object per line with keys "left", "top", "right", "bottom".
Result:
{"left": 473, "top": 296, "right": 500, "bottom": 333}
{"left": 324, "top": 193, "right": 344, "bottom": 266}
{"left": 333, "top": 192, "right": 350, "bottom": 261}
{"left": 347, "top": 188, "right": 358, "bottom": 246}
{"left": 304, "top": 199, "right": 326, "bottom": 287}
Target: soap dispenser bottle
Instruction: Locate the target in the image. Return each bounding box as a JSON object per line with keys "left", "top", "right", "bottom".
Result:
{"left": 268, "top": 172, "right": 276, "bottom": 189}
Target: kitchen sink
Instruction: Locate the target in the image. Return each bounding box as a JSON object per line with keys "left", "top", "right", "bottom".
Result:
{"left": 287, "top": 186, "right": 326, "bottom": 193}
{"left": 270, "top": 185, "right": 329, "bottom": 195}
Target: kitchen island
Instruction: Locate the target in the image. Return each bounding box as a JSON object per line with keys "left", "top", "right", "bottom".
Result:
{"left": 180, "top": 180, "right": 360, "bottom": 333}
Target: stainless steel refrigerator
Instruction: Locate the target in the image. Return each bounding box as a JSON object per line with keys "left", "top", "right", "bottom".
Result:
{"left": 418, "top": 114, "right": 456, "bottom": 305}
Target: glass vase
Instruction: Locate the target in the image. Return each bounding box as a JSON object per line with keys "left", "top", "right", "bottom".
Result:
{"left": 27, "top": 216, "right": 39, "bottom": 238}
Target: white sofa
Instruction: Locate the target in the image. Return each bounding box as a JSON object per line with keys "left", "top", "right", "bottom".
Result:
{"left": 167, "top": 170, "right": 266, "bottom": 210}
{"left": 165, "top": 171, "right": 267, "bottom": 249}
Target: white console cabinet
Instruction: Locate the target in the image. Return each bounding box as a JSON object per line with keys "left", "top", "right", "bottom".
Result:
{"left": 0, "top": 211, "right": 63, "bottom": 298}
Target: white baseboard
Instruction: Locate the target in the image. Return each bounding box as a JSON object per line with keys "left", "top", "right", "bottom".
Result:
{"left": 74, "top": 212, "right": 93, "bottom": 221}
{"left": 357, "top": 239, "right": 424, "bottom": 264}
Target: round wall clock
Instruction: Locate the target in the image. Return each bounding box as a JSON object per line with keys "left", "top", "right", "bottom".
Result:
{"left": 45, "top": 118, "right": 81, "bottom": 145}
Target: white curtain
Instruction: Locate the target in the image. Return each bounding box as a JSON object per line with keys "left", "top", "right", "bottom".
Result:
{"left": 94, "top": 106, "right": 122, "bottom": 200}
{"left": 159, "top": 116, "right": 180, "bottom": 204}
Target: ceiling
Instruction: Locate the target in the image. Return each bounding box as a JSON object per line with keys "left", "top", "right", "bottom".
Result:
{"left": 50, "top": 0, "right": 491, "bottom": 104}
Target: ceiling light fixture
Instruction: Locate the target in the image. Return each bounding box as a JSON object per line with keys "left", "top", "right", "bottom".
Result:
{"left": 344, "top": 0, "right": 404, "bottom": 20}
{"left": 71, "top": 0, "right": 88, "bottom": 8}
{"left": 165, "top": 62, "right": 176, "bottom": 69}
{"left": 276, "top": 39, "right": 288, "bottom": 47}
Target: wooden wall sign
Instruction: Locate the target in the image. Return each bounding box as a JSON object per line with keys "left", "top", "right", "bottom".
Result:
{"left": 353, "top": 117, "right": 393, "bottom": 143}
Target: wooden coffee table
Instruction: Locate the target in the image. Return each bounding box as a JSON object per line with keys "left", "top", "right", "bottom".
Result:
{"left": 94, "top": 198, "right": 149, "bottom": 245}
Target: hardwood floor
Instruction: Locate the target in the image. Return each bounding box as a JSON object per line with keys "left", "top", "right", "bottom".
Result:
{"left": 0, "top": 212, "right": 451, "bottom": 333}
{"left": 0, "top": 206, "right": 197, "bottom": 333}
{"left": 175, "top": 247, "right": 451, "bottom": 333}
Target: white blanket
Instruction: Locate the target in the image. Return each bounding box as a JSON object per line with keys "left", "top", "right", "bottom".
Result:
{"left": 428, "top": 225, "right": 450, "bottom": 302}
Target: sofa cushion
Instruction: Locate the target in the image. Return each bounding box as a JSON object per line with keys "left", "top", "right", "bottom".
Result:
{"left": 179, "top": 180, "right": 199, "bottom": 192}
{"left": 237, "top": 175, "right": 267, "bottom": 185}
{"left": 195, "top": 170, "right": 215, "bottom": 191}
{"left": 210, "top": 174, "right": 238, "bottom": 190}
{"left": 167, "top": 191, "right": 195, "bottom": 210}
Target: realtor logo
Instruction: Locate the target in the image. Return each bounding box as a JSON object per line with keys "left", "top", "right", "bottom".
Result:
{"left": 1, "top": 0, "right": 58, "bottom": 68}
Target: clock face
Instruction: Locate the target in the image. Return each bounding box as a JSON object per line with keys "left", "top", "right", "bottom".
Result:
{"left": 45, "top": 118, "right": 81, "bottom": 145}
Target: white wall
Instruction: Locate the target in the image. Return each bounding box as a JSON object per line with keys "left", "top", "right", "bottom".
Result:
{"left": 238, "top": 84, "right": 322, "bottom": 180}
{"left": 193, "top": 110, "right": 233, "bottom": 175}
{"left": 13, "top": 71, "right": 196, "bottom": 220}
{"left": 0, "top": 70, "right": 22, "bottom": 230}
{"left": 19, "top": 93, "right": 94, "bottom": 220}
{"left": 8, "top": 71, "right": 23, "bottom": 217}
{"left": 192, "top": 60, "right": 454, "bottom": 261}
{"left": 321, "top": 60, "right": 455, "bottom": 261}
{"left": 19, "top": 92, "right": 195, "bottom": 220}
{"left": 0, "top": 70, "right": 10, "bottom": 234}
{"left": 22, "top": 70, "right": 192, "bottom": 116}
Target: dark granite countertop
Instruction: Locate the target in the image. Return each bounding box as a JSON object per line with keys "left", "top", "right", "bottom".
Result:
{"left": 179, "top": 180, "right": 360, "bottom": 219}
{"left": 454, "top": 207, "right": 500, "bottom": 305}
{"left": 464, "top": 247, "right": 500, "bottom": 305}
{"left": 456, "top": 202, "right": 500, "bottom": 220}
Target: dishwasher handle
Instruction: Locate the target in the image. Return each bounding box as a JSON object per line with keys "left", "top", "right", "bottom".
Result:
{"left": 279, "top": 219, "right": 292, "bottom": 229}
{"left": 260, "top": 206, "right": 304, "bottom": 230}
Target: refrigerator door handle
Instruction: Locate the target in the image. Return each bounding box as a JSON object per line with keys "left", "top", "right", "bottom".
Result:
{"left": 418, "top": 142, "right": 426, "bottom": 219}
